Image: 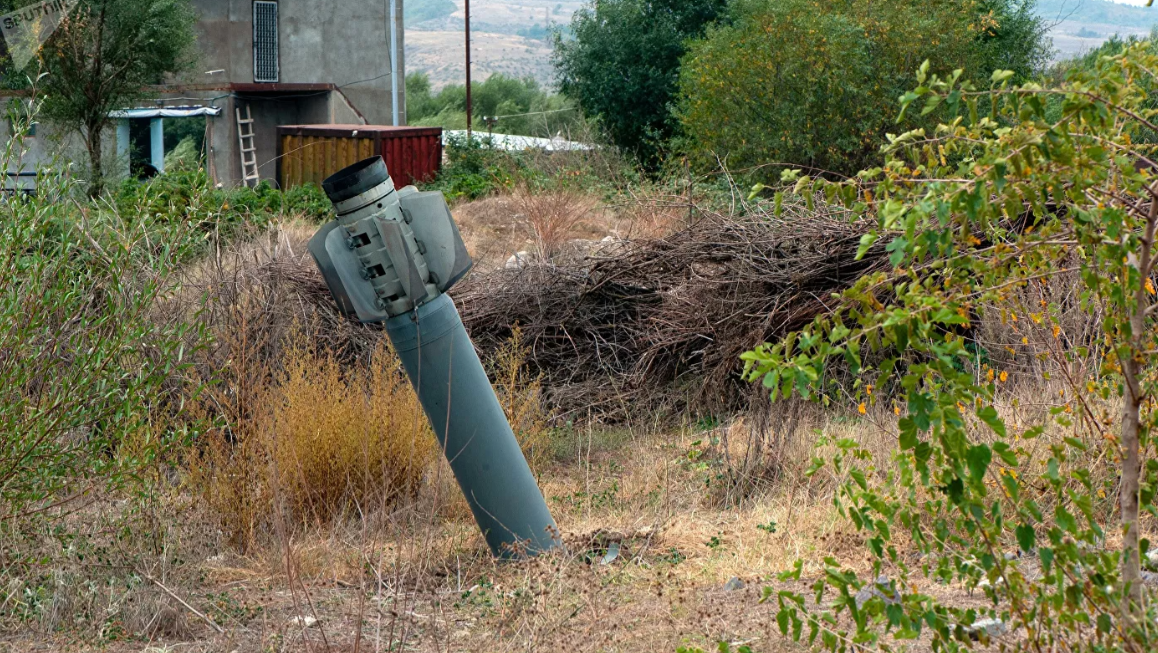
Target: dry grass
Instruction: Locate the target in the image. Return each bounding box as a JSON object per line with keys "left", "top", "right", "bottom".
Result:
{"left": 179, "top": 222, "right": 546, "bottom": 553}
{"left": 14, "top": 190, "right": 1152, "bottom": 651}
{"left": 268, "top": 339, "right": 435, "bottom": 525}
{"left": 11, "top": 377, "right": 1150, "bottom": 652}
{"left": 511, "top": 184, "right": 596, "bottom": 262}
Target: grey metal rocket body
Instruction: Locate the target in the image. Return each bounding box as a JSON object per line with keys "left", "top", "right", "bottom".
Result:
{"left": 308, "top": 156, "right": 561, "bottom": 557}
{"left": 387, "top": 295, "right": 560, "bottom": 556}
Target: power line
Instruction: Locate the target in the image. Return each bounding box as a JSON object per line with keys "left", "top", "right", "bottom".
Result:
{"left": 487, "top": 106, "right": 578, "bottom": 120}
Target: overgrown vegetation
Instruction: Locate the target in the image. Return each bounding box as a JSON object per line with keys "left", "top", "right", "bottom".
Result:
{"left": 425, "top": 132, "right": 635, "bottom": 201}
{"left": 678, "top": 0, "right": 1051, "bottom": 179}
{"left": 744, "top": 44, "right": 1158, "bottom": 651}
{"left": 112, "top": 168, "right": 331, "bottom": 246}
{"left": 12, "top": 2, "right": 1158, "bottom": 650}
{"left": 406, "top": 71, "right": 581, "bottom": 138}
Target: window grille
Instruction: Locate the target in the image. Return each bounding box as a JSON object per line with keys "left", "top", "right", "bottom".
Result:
{"left": 253, "top": 1, "right": 279, "bottom": 83}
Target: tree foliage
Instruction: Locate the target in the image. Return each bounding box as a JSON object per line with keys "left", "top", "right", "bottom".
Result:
{"left": 36, "top": 0, "right": 196, "bottom": 195}
{"left": 406, "top": 72, "right": 580, "bottom": 138}
{"left": 0, "top": 116, "right": 202, "bottom": 523}
{"left": 744, "top": 46, "right": 1158, "bottom": 650}
{"left": 553, "top": 0, "right": 728, "bottom": 168}
{"left": 679, "top": 0, "right": 1050, "bottom": 179}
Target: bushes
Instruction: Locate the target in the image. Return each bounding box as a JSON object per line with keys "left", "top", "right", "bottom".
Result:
{"left": 0, "top": 157, "right": 199, "bottom": 523}
{"left": 407, "top": 71, "right": 582, "bottom": 138}
{"left": 677, "top": 0, "right": 1050, "bottom": 179}
{"left": 270, "top": 340, "right": 434, "bottom": 523}
{"left": 427, "top": 133, "right": 635, "bottom": 202}
{"left": 196, "top": 334, "right": 435, "bottom": 544}
{"left": 427, "top": 134, "right": 526, "bottom": 201}
{"left": 744, "top": 42, "right": 1158, "bottom": 651}
{"left": 112, "top": 169, "right": 331, "bottom": 251}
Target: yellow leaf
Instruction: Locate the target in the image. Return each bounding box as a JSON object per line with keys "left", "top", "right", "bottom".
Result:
{"left": 858, "top": 403, "right": 867, "bottom": 415}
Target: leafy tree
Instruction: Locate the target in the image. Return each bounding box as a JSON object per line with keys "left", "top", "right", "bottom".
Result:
{"left": 0, "top": 118, "right": 202, "bottom": 524}
{"left": 36, "top": 0, "right": 197, "bottom": 195}
{"left": 406, "top": 72, "right": 580, "bottom": 138}
{"left": 553, "top": 0, "right": 727, "bottom": 168}
{"left": 679, "top": 0, "right": 1050, "bottom": 179}
{"left": 744, "top": 46, "right": 1158, "bottom": 650}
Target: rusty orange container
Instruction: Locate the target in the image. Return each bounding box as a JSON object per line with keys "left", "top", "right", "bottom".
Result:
{"left": 277, "top": 124, "right": 443, "bottom": 189}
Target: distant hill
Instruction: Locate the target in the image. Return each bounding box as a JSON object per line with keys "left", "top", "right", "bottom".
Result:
{"left": 406, "top": 0, "right": 457, "bottom": 24}
{"left": 1036, "top": 0, "right": 1156, "bottom": 29}
{"left": 1035, "top": 0, "right": 1156, "bottom": 57}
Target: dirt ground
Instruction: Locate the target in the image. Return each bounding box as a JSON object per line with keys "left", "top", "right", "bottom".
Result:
{"left": 4, "top": 418, "right": 1001, "bottom": 653}
{"left": 2, "top": 195, "right": 998, "bottom": 652}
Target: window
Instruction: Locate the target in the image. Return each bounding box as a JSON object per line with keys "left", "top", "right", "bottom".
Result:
{"left": 253, "top": 1, "right": 279, "bottom": 83}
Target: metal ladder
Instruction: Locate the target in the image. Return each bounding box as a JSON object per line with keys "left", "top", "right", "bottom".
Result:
{"left": 235, "top": 104, "right": 260, "bottom": 187}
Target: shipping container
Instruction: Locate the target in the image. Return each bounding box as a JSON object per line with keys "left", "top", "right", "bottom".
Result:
{"left": 277, "top": 124, "right": 442, "bottom": 190}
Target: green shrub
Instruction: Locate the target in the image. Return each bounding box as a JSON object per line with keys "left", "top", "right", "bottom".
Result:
{"left": 426, "top": 134, "right": 528, "bottom": 201}
{"left": 0, "top": 136, "right": 201, "bottom": 524}
{"left": 112, "top": 169, "right": 331, "bottom": 253}
{"left": 407, "top": 72, "right": 581, "bottom": 138}
{"left": 426, "top": 133, "right": 639, "bottom": 202}
{"left": 678, "top": 0, "right": 1050, "bottom": 179}
{"left": 745, "top": 44, "right": 1158, "bottom": 651}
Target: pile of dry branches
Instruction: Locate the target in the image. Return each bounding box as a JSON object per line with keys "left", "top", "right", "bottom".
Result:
{"left": 455, "top": 201, "right": 888, "bottom": 417}
{"left": 211, "top": 203, "right": 889, "bottom": 418}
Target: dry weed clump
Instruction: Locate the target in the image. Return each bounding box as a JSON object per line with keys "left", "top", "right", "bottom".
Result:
{"left": 191, "top": 331, "right": 436, "bottom": 548}
{"left": 270, "top": 339, "right": 435, "bottom": 524}
{"left": 512, "top": 183, "right": 597, "bottom": 261}
{"left": 488, "top": 327, "right": 550, "bottom": 469}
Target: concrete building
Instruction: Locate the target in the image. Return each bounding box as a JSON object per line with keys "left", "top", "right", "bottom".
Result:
{"left": 3, "top": 0, "right": 406, "bottom": 189}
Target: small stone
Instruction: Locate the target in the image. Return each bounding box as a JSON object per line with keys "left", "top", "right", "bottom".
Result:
{"left": 291, "top": 615, "right": 318, "bottom": 628}
{"left": 1140, "top": 571, "right": 1158, "bottom": 585}
{"left": 854, "top": 575, "right": 900, "bottom": 608}
{"left": 505, "top": 251, "right": 531, "bottom": 269}
{"left": 965, "top": 618, "right": 1007, "bottom": 640}
{"left": 723, "top": 577, "right": 745, "bottom": 591}
{"left": 600, "top": 541, "right": 620, "bottom": 565}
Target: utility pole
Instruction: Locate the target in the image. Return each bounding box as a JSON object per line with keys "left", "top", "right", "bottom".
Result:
{"left": 465, "top": 0, "right": 472, "bottom": 139}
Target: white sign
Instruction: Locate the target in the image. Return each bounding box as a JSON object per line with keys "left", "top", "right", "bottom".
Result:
{"left": 1, "top": 0, "right": 79, "bottom": 70}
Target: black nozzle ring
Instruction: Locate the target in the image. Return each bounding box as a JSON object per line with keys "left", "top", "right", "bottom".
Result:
{"left": 322, "top": 156, "right": 391, "bottom": 204}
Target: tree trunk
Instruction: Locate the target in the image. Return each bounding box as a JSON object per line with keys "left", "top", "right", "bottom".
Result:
{"left": 86, "top": 123, "right": 104, "bottom": 197}
{"left": 1120, "top": 357, "right": 1142, "bottom": 611}
{"left": 1122, "top": 183, "right": 1158, "bottom": 613}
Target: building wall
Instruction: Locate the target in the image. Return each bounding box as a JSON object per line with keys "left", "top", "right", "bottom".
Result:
{"left": 0, "top": 110, "right": 126, "bottom": 190}
{"left": 2, "top": 0, "right": 406, "bottom": 190}
{"left": 190, "top": 0, "right": 406, "bottom": 125}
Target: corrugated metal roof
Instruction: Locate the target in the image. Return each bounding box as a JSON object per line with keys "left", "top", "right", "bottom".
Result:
{"left": 442, "top": 130, "right": 594, "bottom": 152}
{"left": 109, "top": 106, "right": 222, "bottom": 119}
